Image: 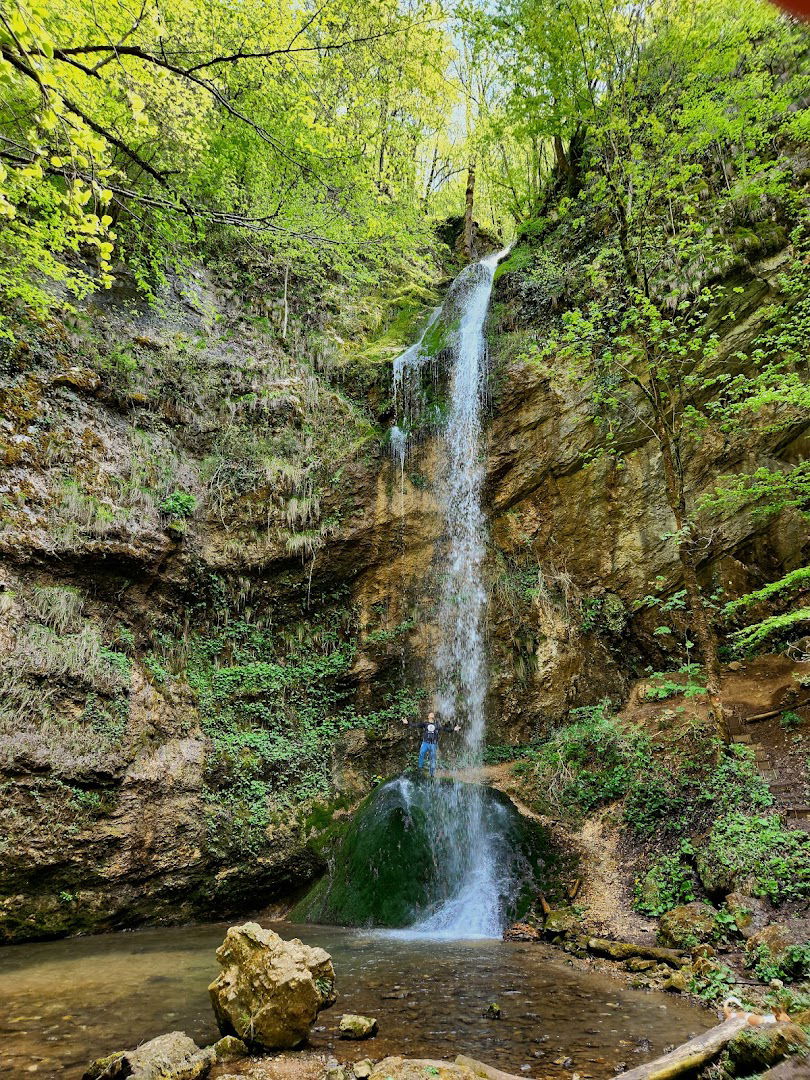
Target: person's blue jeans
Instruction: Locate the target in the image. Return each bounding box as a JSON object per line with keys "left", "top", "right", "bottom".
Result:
{"left": 418, "top": 741, "right": 437, "bottom": 776}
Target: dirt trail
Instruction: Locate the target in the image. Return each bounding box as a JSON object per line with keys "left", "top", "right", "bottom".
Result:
{"left": 443, "top": 656, "right": 809, "bottom": 942}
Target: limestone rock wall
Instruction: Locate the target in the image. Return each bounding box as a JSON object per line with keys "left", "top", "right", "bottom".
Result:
{"left": 0, "top": 274, "right": 446, "bottom": 942}
{"left": 483, "top": 247, "right": 809, "bottom": 740}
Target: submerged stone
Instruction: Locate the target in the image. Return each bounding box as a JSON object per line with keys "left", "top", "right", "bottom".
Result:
{"left": 339, "top": 1014, "right": 379, "bottom": 1039}
{"left": 291, "top": 775, "right": 560, "bottom": 928}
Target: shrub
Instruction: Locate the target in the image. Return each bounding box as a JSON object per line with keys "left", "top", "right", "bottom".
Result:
{"left": 515, "top": 702, "right": 649, "bottom": 820}
{"left": 642, "top": 666, "right": 707, "bottom": 701}
{"left": 634, "top": 850, "right": 696, "bottom": 915}
{"left": 780, "top": 710, "right": 804, "bottom": 730}
{"left": 624, "top": 743, "right": 773, "bottom": 837}
{"left": 160, "top": 490, "right": 197, "bottom": 518}
{"left": 689, "top": 961, "right": 737, "bottom": 1003}
{"left": 703, "top": 812, "right": 810, "bottom": 904}
{"left": 747, "top": 943, "right": 810, "bottom": 983}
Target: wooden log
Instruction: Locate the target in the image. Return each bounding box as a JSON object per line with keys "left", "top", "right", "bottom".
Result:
{"left": 745, "top": 697, "right": 810, "bottom": 724}
{"left": 618, "top": 1017, "right": 752, "bottom": 1080}
{"left": 759, "top": 1057, "right": 810, "bottom": 1079}
{"left": 585, "top": 937, "right": 688, "bottom": 968}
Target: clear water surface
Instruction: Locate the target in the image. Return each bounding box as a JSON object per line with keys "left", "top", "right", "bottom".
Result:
{"left": 0, "top": 920, "right": 713, "bottom": 1078}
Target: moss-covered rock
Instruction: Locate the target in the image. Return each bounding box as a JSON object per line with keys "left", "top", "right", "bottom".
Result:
{"left": 292, "top": 775, "right": 561, "bottom": 927}
{"left": 727, "top": 1023, "right": 809, "bottom": 1073}
{"left": 339, "top": 1014, "right": 379, "bottom": 1040}
{"left": 658, "top": 902, "right": 718, "bottom": 948}
{"left": 724, "top": 892, "right": 769, "bottom": 940}
{"left": 543, "top": 907, "right": 580, "bottom": 938}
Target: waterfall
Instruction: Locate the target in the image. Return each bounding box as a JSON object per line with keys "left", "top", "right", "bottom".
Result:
{"left": 294, "top": 248, "right": 553, "bottom": 935}
{"left": 390, "top": 249, "right": 508, "bottom": 937}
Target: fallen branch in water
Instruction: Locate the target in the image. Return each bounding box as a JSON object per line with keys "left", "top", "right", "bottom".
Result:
{"left": 618, "top": 1016, "right": 753, "bottom": 1080}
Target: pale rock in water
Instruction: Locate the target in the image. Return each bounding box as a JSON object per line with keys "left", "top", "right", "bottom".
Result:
{"left": 83, "top": 1031, "right": 208, "bottom": 1080}
{"left": 339, "top": 1014, "right": 379, "bottom": 1039}
{"left": 208, "top": 922, "right": 336, "bottom": 1049}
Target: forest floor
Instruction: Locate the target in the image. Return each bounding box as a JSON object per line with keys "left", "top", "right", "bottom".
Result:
{"left": 481, "top": 655, "right": 810, "bottom": 951}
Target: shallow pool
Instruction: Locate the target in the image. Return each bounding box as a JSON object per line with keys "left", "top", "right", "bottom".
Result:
{"left": 0, "top": 921, "right": 713, "bottom": 1078}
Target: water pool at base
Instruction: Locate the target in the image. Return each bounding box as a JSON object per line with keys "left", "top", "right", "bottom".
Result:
{"left": 0, "top": 921, "right": 713, "bottom": 1079}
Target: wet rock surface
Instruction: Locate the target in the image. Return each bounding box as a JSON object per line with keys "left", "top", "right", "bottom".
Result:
{"left": 339, "top": 1015, "right": 379, "bottom": 1040}
{"left": 209, "top": 923, "right": 337, "bottom": 1050}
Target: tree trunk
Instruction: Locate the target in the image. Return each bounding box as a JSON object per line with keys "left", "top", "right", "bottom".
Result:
{"left": 281, "top": 263, "right": 289, "bottom": 341}
{"left": 463, "top": 159, "right": 476, "bottom": 260}
{"left": 650, "top": 380, "right": 726, "bottom": 738}
{"left": 617, "top": 1017, "right": 749, "bottom": 1080}
{"left": 553, "top": 134, "right": 569, "bottom": 174}
{"left": 424, "top": 145, "right": 438, "bottom": 208}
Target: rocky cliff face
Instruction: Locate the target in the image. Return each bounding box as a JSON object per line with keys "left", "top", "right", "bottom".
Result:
{"left": 483, "top": 241, "right": 808, "bottom": 740}
{"left": 0, "top": 268, "right": 448, "bottom": 942}
{"left": 1, "top": 223, "right": 806, "bottom": 942}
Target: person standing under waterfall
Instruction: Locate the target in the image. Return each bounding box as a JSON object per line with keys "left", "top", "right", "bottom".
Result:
{"left": 403, "top": 710, "right": 460, "bottom": 777}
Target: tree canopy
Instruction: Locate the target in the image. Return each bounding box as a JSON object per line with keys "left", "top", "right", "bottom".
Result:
{"left": 0, "top": 0, "right": 455, "bottom": 332}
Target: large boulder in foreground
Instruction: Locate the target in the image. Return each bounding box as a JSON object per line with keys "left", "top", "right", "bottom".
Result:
{"left": 209, "top": 922, "right": 336, "bottom": 1050}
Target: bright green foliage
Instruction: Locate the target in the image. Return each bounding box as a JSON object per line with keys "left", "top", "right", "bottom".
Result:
{"left": 780, "top": 711, "right": 804, "bottom": 731}
{"left": 747, "top": 942, "right": 810, "bottom": 983}
{"left": 0, "top": 0, "right": 454, "bottom": 334}
{"left": 731, "top": 608, "right": 810, "bottom": 652}
{"left": 642, "top": 668, "right": 707, "bottom": 702}
{"left": 481, "top": 0, "right": 809, "bottom": 682}
{"left": 723, "top": 566, "right": 810, "bottom": 655}
{"left": 703, "top": 812, "right": 810, "bottom": 904}
{"left": 514, "top": 701, "right": 651, "bottom": 821}
{"left": 724, "top": 567, "right": 810, "bottom": 616}
{"left": 148, "top": 610, "right": 424, "bottom": 852}
{"left": 634, "top": 850, "right": 696, "bottom": 917}
{"left": 688, "top": 962, "right": 737, "bottom": 1004}
{"left": 159, "top": 490, "right": 197, "bottom": 519}
{"left": 624, "top": 743, "right": 773, "bottom": 836}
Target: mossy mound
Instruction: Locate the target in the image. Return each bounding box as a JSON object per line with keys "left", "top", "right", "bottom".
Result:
{"left": 292, "top": 775, "right": 560, "bottom": 928}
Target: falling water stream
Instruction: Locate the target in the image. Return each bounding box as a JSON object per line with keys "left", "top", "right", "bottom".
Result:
{"left": 391, "top": 249, "right": 509, "bottom": 937}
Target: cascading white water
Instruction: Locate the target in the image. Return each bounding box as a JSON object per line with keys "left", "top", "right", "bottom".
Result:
{"left": 390, "top": 249, "right": 509, "bottom": 937}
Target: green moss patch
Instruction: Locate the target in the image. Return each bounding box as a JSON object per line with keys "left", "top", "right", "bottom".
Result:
{"left": 292, "top": 775, "right": 562, "bottom": 928}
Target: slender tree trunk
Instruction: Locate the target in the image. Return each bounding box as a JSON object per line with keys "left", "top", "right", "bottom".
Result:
{"left": 553, "top": 134, "right": 569, "bottom": 174}
{"left": 650, "top": 380, "right": 726, "bottom": 738}
{"left": 424, "top": 145, "right": 438, "bottom": 209}
{"left": 463, "top": 159, "right": 476, "bottom": 261}
{"left": 378, "top": 98, "right": 389, "bottom": 180}
{"left": 281, "top": 263, "right": 289, "bottom": 340}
